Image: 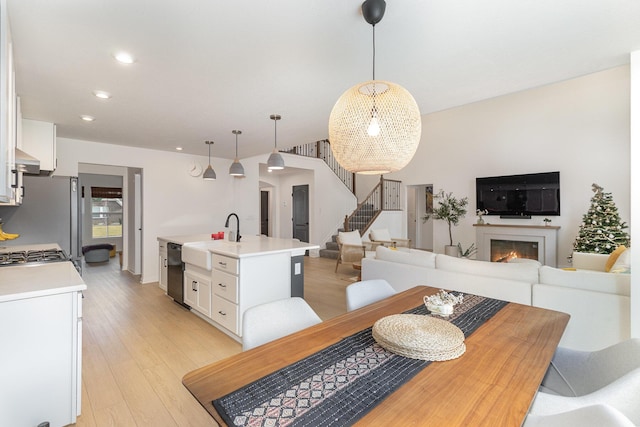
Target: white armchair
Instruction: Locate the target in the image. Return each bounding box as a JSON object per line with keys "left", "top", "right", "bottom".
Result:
{"left": 369, "top": 229, "right": 411, "bottom": 248}
{"left": 335, "top": 230, "right": 379, "bottom": 273}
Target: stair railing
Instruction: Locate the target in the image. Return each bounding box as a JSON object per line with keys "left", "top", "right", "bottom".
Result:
{"left": 282, "top": 139, "right": 355, "bottom": 193}
{"left": 343, "top": 176, "right": 402, "bottom": 235}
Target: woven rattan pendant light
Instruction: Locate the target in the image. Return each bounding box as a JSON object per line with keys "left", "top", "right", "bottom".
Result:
{"left": 229, "top": 130, "right": 245, "bottom": 177}
{"left": 329, "top": 0, "right": 421, "bottom": 175}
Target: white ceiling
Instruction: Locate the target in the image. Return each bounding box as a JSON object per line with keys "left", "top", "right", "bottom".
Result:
{"left": 7, "top": 0, "right": 640, "bottom": 160}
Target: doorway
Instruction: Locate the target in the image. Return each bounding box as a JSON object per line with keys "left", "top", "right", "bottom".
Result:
{"left": 78, "top": 163, "right": 143, "bottom": 278}
{"left": 407, "top": 184, "right": 433, "bottom": 251}
{"left": 292, "top": 184, "right": 309, "bottom": 242}
{"left": 260, "top": 190, "right": 270, "bottom": 236}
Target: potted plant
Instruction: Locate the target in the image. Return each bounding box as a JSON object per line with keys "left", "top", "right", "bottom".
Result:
{"left": 423, "top": 190, "right": 469, "bottom": 256}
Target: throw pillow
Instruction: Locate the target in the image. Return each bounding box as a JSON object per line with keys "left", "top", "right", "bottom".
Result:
{"left": 605, "top": 245, "right": 627, "bottom": 272}
{"left": 370, "top": 229, "right": 392, "bottom": 241}
{"left": 338, "top": 230, "right": 362, "bottom": 246}
{"left": 610, "top": 248, "right": 631, "bottom": 274}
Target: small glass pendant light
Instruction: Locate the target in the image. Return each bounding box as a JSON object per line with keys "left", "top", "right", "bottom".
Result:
{"left": 203, "top": 140, "right": 216, "bottom": 180}
{"left": 229, "top": 130, "right": 245, "bottom": 177}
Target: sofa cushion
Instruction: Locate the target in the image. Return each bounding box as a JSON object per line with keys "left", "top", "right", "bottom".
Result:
{"left": 435, "top": 254, "right": 539, "bottom": 284}
{"left": 538, "top": 266, "right": 630, "bottom": 296}
{"left": 572, "top": 252, "right": 609, "bottom": 272}
{"left": 428, "top": 268, "right": 532, "bottom": 305}
{"left": 375, "top": 246, "right": 437, "bottom": 269}
{"left": 605, "top": 245, "right": 627, "bottom": 272}
{"left": 361, "top": 257, "right": 531, "bottom": 304}
{"left": 370, "top": 229, "right": 391, "bottom": 241}
{"left": 532, "top": 284, "right": 630, "bottom": 351}
{"left": 338, "top": 230, "right": 362, "bottom": 246}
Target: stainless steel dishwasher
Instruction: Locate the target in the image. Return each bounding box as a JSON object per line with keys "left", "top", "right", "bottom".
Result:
{"left": 167, "top": 243, "right": 190, "bottom": 308}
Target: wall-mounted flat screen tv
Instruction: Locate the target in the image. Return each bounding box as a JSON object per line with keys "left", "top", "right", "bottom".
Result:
{"left": 476, "top": 171, "right": 560, "bottom": 217}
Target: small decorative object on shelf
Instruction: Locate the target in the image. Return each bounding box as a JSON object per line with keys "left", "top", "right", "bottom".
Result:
{"left": 424, "top": 289, "right": 464, "bottom": 317}
{"left": 476, "top": 209, "right": 488, "bottom": 225}
{"left": 543, "top": 218, "right": 551, "bottom": 226}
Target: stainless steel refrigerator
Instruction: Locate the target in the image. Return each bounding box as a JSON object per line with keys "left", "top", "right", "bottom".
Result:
{"left": 0, "top": 175, "right": 81, "bottom": 267}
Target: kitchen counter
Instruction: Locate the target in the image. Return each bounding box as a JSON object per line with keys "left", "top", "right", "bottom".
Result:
{"left": 0, "top": 261, "right": 86, "bottom": 302}
{"left": 157, "top": 234, "right": 212, "bottom": 246}
{"left": 184, "top": 235, "right": 319, "bottom": 258}
{"left": 158, "top": 234, "right": 319, "bottom": 258}
{"left": 0, "top": 253, "right": 86, "bottom": 427}
{"left": 158, "top": 234, "right": 319, "bottom": 343}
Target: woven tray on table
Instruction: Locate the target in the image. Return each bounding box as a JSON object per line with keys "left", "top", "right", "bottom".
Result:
{"left": 372, "top": 314, "right": 466, "bottom": 361}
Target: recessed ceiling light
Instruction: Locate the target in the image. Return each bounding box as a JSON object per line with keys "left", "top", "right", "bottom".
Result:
{"left": 80, "top": 115, "right": 95, "bottom": 122}
{"left": 114, "top": 51, "right": 135, "bottom": 64}
{"left": 93, "top": 90, "right": 111, "bottom": 100}
{"left": 175, "top": 147, "right": 183, "bottom": 151}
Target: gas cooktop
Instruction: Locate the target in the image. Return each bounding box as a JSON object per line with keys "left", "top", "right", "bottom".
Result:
{"left": 0, "top": 248, "right": 69, "bottom": 267}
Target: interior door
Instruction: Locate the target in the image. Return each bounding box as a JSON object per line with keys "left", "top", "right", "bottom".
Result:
{"left": 292, "top": 185, "right": 309, "bottom": 242}
{"left": 133, "top": 173, "right": 142, "bottom": 274}
{"left": 260, "top": 190, "right": 269, "bottom": 236}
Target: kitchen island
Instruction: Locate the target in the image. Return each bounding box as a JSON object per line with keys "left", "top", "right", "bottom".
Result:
{"left": 157, "top": 235, "right": 319, "bottom": 343}
{"left": 0, "top": 258, "right": 86, "bottom": 427}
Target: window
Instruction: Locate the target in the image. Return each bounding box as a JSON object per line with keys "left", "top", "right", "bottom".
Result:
{"left": 91, "top": 187, "right": 123, "bottom": 238}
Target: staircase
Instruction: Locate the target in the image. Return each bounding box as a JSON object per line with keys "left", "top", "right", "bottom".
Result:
{"left": 279, "top": 140, "right": 403, "bottom": 260}
{"left": 319, "top": 177, "right": 402, "bottom": 260}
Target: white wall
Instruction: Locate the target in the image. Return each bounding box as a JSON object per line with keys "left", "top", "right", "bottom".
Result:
{"left": 630, "top": 51, "right": 639, "bottom": 339}
{"left": 388, "top": 66, "right": 630, "bottom": 267}
{"left": 56, "top": 141, "right": 356, "bottom": 282}
{"left": 56, "top": 137, "right": 237, "bottom": 283}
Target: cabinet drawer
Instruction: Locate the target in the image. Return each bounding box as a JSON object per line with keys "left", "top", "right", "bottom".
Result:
{"left": 212, "top": 254, "right": 238, "bottom": 275}
{"left": 212, "top": 295, "right": 238, "bottom": 334}
{"left": 212, "top": 270, "right": 239, "bottom": 303}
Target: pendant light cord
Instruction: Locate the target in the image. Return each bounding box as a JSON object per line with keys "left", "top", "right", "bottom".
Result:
{"left": 274, "top": 120, "right": 278, "bottom": 149}
{"left": 372, "top": 24, "right": 376, "bottom": 82}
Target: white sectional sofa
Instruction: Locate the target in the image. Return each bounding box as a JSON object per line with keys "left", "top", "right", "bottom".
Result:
{"left": 362, "top": 246, "right": 631, "bottom": 351}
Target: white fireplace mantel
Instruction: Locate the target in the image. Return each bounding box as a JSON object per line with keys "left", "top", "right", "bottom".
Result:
{"left": 475, "top": 224, "right": 560, "bottom": 267}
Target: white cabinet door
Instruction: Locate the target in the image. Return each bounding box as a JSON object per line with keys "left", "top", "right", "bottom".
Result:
{"left": 0, "top": 1, "right": 17, "bottom": 203}
{"left": 22, "top": 119, "right": 56, "bottom": 172}
{"left": 184, "top": 270, "right": 211, "bottom": 318}
{"left": 0, "top": 291, "right": 80, "bottom": 427}
{"left": 158, "top": 242, "right": 168, "bottom": 291}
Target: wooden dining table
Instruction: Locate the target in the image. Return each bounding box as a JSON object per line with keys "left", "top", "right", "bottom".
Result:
{"left": 182, "top": 286, "right": 569, "bottom": 426}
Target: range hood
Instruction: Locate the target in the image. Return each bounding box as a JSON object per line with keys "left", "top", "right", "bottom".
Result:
{"left": 15, "top": 148, "right": 40, "bottom": 175}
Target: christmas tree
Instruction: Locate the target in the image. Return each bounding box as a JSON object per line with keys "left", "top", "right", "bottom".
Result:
{"left": 573, "top": 183, "right": 630, "bottom": 254}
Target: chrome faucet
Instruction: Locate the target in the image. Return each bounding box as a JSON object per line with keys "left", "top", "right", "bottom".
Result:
{"left": 224, "top": 213, "right": 241, "bottom": 242}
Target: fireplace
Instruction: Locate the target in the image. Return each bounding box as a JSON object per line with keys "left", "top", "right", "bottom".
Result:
{"left": 475, "top": 224, "right": 559, "bottom": 267}
{"left": 491, "top": 239, "right": 539, "bottom": 263}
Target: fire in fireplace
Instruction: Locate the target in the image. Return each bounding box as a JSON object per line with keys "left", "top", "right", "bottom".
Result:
{"left": 491, "top": 239, "right": 539, "bottom": 263}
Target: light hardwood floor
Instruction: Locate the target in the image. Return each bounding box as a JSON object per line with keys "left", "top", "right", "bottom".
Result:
{"left": 75, "top": 256, "right": 357, "bottom": 426}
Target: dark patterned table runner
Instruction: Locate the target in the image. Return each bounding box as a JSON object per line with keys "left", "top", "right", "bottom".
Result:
{"left": 213, "top": 294, "right": 508, "bottom": 427}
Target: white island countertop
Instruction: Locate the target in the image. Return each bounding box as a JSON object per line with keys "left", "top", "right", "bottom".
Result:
{"left": 159, "top": 234, "right": 319, "bottom": 258}
{"left": 0, "top": 261, "right": 86, "bottom": 303}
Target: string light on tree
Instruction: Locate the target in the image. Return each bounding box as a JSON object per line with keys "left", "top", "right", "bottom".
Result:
{"left": 572, "top": 183, "right": 630, "bottom": 254}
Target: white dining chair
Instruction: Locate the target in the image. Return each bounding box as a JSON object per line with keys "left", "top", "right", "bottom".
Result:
{"left": 530, "top": 367, "right": 640, "bottom": 425}
{"left": 346, "top": 279, "right": 396, "bottom": 311}
{"left": 524, "top": 404, "right": 635, "bottom": 427}
{"left": 541, "top": 338, "right": 640, "bottom": 396}
{"left": 242, "top": 297, "right": 322, "bottom": 351}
